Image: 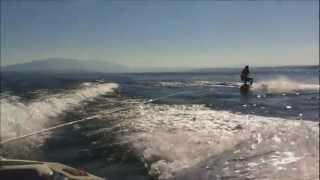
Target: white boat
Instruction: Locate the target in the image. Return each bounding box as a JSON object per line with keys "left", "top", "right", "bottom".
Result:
{"left": 0, "top": 157, "right": 104, "bottom": 180}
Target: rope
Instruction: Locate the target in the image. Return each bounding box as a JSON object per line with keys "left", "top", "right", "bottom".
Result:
{"left": 0, "top": 90, "right": 192, "bottom": 145}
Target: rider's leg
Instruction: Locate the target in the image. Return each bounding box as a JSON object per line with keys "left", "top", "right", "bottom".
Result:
{"left": 248, "top": 78, "right": 253, "bottom": 85}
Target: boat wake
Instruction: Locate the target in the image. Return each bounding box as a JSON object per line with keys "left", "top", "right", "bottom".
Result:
{"left": 252, "top": 76, "right": 319, "bottom": 93}
{"left": 153, "top": 77, "right": 319, "bottom": 94}
{"left": 0, "top": 82, "right": 118, "bottom": 141}
{"left": 81, "top": 96, "right": 319, "bottom": 180}
{"left": 1, "top": 82, "right": 318, "bottom": 179}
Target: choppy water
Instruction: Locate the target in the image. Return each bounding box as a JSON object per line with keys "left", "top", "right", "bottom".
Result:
{"left": 1, "top": 66, "right": 319, "bottom": 180}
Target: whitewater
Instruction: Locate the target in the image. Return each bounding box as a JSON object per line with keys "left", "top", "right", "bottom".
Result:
{"left": 0, "top": 82, "right": 118, "bottom": 140}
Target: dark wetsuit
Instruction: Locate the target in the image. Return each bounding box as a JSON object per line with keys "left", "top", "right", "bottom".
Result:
{"left": 241, "top": 67, "right": 253, "bottom": 85}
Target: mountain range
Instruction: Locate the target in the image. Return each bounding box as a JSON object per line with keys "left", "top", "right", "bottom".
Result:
{"left": 2, "top": 58, "right": 129, "bottom": 73}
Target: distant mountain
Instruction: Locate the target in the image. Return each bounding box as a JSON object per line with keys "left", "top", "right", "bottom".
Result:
{"left": 2, "top": 58, "right": 129, "bottom": 73}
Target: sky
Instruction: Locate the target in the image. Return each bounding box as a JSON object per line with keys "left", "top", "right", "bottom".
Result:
{"left": 1, "top": 0, "right": 319, "bottom": 68}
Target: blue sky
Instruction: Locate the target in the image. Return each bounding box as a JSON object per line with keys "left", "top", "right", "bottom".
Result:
{"left": 1, "top": 0, "right": 318, "bottom": 68}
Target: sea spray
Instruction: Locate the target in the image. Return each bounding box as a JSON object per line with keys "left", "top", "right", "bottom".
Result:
{"left": 252, "top": 76, "right": 319, "bottom": 93}
{"left": 111, "top": 103, "right": 319, "bottom": 179}
{"left": 0, "top": 83, "right": 118, "bottom": 140}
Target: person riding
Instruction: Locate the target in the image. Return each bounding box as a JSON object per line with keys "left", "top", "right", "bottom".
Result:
{"left": 241, "top": 65, "right": 253, "bottom": 85}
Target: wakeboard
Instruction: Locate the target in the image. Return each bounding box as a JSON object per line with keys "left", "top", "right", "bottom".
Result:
{"left": 240, "top": 83, "right": 251, "bottom": 95}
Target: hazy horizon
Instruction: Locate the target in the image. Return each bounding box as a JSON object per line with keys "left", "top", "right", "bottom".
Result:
{"left": 1, "top": 57, "right": 317, "bottom": 72}
{"left": 1, "top": 1, "right": 319, "bottom": 69}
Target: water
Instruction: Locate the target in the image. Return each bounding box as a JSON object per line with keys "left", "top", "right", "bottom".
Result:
{"left": 1, "top": 66, "right": 319, "bottom": 180}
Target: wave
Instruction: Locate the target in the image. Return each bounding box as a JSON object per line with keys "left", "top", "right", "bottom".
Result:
{"left": 0, "top": 82, "right": 118, "bottom": 140}
{"left": 154, "top": 77, "right": 319, "bottom": 94}
{"left": 252, "top": 76, "right": 319, "bottom": 93}
{"left": 111, "top": 103, "right": 318, "bottom": 179}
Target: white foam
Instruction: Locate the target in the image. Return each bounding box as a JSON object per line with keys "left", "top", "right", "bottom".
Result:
{"left": 0, "top": 83, "right": 118, "bottom": 140}
{"left": 270, "top": 151, "right": 302, "bottom": 167}
{"left": 252, "top": 76, "right": 319, "bottom": 93}
{"left": 113, "top": 103, "right": 318, "bottom": 179}
{"left": 157, "top": 78, "right": 319, "bottom": 94}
